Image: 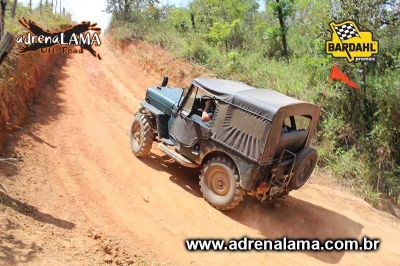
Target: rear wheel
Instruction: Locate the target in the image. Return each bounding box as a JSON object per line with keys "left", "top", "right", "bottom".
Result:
{"left": 289, "top": 147, "right": 318, "bottom": 189}
{"left": 130, "top": 113, "right": 154, "bottom": 157}
{"left": 199, "top": 156, "right": 245, "bottom": 210}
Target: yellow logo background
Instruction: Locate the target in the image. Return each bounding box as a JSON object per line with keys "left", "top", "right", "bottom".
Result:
{"left": 325, "top": 21, "right": 378, "bottom": 62}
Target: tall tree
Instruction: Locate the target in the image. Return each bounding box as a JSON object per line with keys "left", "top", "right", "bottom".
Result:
{"left": 266, "top": 0, "right": 294, "bottom": 57}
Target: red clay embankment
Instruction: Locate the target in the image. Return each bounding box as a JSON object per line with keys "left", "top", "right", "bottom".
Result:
{"left": 0, "top": 50, "right": 65, "bottom": 149}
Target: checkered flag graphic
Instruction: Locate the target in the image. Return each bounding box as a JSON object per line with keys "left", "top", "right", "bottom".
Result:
{"left": 334, "top": 23, "right": 360, "bottom": 41}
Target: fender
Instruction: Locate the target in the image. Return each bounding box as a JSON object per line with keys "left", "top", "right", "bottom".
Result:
{"left": 140, "top": 101, "right": 169, "bottom": 139}
{"left": 200, "top": 147, "right": 260, "bottom": 191}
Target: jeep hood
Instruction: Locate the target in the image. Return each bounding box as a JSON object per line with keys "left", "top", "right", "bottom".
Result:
{"left": 146, "top": 86, "right": 183, "bottom": 115}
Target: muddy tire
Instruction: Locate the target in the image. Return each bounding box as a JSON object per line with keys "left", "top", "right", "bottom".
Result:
{"left": 130, "top": 113, "right": 154, "bottom": 157}
{"left": 199, "top": 156, "right": 245, "bottom": 210}
{"left": 289, "top": 147, "right": 318, "bottom": 190}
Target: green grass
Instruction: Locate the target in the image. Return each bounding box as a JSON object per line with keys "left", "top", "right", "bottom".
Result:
{"left": 4, "top": 4, "right": 71, "bottom": 35}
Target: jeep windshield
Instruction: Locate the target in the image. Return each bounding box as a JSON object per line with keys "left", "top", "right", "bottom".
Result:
{"left": 180, "top": 85, "right": 215, "bottom": 116}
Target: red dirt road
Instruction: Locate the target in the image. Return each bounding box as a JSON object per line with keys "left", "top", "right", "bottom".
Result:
{"left": 1, "top": 43, "right": 400, "bottom": 265}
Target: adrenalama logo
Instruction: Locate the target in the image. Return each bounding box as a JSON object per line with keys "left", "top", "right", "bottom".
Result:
{"left": 325, "top": 20, "right": 378, "bottom": 62}
{"left": 16, "top": 18, "right": 102, "bottom": 60}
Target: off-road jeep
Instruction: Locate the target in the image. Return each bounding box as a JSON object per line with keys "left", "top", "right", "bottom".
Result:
{"left": 130, "top": 77, "right": 321, "bottom": 210}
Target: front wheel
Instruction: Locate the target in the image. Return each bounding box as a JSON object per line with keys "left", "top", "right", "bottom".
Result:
{"left": 130, "top": 113, "right": 154, "bottom": 157}
{"left": 199, "top": 156, "right": 245, "bottom": 210}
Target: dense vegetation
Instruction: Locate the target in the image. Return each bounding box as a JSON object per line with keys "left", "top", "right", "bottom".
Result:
{"left": 3, "top": 1, "right": 70, "bottom": 35}
{"left": 108, "top": 0, "right": 400, "bottom": 204}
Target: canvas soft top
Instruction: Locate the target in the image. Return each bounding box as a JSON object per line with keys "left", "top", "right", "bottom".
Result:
{"left": 192, "top": 78, "right": 319, "bottom": 120}
{"left": 190, "top": 78, "right": 321, "bottom": 163}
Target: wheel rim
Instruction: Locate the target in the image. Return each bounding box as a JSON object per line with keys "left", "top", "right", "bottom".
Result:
{"left": 206, "top": 167, "right": 230, "bottom": 196}
{"left": 131, "top": 121, "right": 142, "bottom": 150}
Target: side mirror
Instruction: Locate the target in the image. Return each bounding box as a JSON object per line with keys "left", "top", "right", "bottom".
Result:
{"left": 161, "top": 76, "right": 169, "bottom": 87}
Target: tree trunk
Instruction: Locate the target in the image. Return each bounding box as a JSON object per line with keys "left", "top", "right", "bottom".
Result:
{"left": 277, "top": 4, "right": 288, "bottom": 57}
{"left": 124, "top": 0, "right": 131, "bottom": 20}
{"left": 13, "top": 0, "right": 18, "bottom": 17}
{"left": 0, "top": 1, "right": 6, "bottom": 41}
{"left": 191, "top": 12, "right": 196, "bottom": 30}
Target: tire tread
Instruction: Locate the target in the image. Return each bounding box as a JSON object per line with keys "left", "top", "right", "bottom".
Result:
{"left": 199, "top": 156, "right": 245, "bottom": 210}
{"left": 131, "top": 113, "right": 154, "bottom": 157}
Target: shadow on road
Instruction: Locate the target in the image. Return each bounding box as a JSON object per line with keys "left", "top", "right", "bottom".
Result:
{"left": 0, "top": 219, "right": 42, "bottom": 265}
{"left": 141, "top": 151, "right": 202, "bottom": 197}
{"left": 0, "top": 55, "right": 75, "bottom": 265}
{"left": 142, "top": 152, "right": 363, "bottom": 264}
{"left": 0, "top": 55, "right": 69, "bottom": 178}
{"left": 0, "top": 192, "right": 75, "bottom": 230}
{"left": 225, "top": 196, "right": 363, "bottom": 264}
{"left": 24, "top": 131, "right": 57, "bottom": 149}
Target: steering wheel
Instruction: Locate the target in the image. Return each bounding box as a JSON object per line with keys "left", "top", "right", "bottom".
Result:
{"left": 198, "top": 96, "right": 213, "bottom": 113}
{"left": 201, "top": 95, "right": 213, "bottom": 105}
{"left": 201, "top": 95, "right": 213, "bottom": 100}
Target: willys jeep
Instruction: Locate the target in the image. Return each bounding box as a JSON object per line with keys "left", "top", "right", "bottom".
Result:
{"left": 130, "top": 77, "right": 321, "bottom": 210}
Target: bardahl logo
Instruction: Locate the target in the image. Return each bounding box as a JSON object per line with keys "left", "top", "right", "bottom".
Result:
{"left": 325, "top": 20, "right": 378, "bottom": 62}
{"left": 16, "top": 18, "right": 102, "bottom": 59}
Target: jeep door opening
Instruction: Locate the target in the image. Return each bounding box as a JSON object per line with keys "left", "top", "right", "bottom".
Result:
{"left": 130, "top": 77, "right": 321, "bottom": 210}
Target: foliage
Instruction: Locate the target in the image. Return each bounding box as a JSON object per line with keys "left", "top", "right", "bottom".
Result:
{"left": 105, "top": 0, "right": 159, "bottom": 21}
{"left": 4, "top": 2, "right": 70, "bottom": 34}
{"left": 266, "top": 0, "right": 294, "bottom": 56}
{"left": 107, "top": 0, "right": 400, "bottom": 204}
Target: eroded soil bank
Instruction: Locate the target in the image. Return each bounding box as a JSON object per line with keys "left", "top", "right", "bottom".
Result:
{"left": 0, "top": 50, "right": 64, "bottom": 149}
